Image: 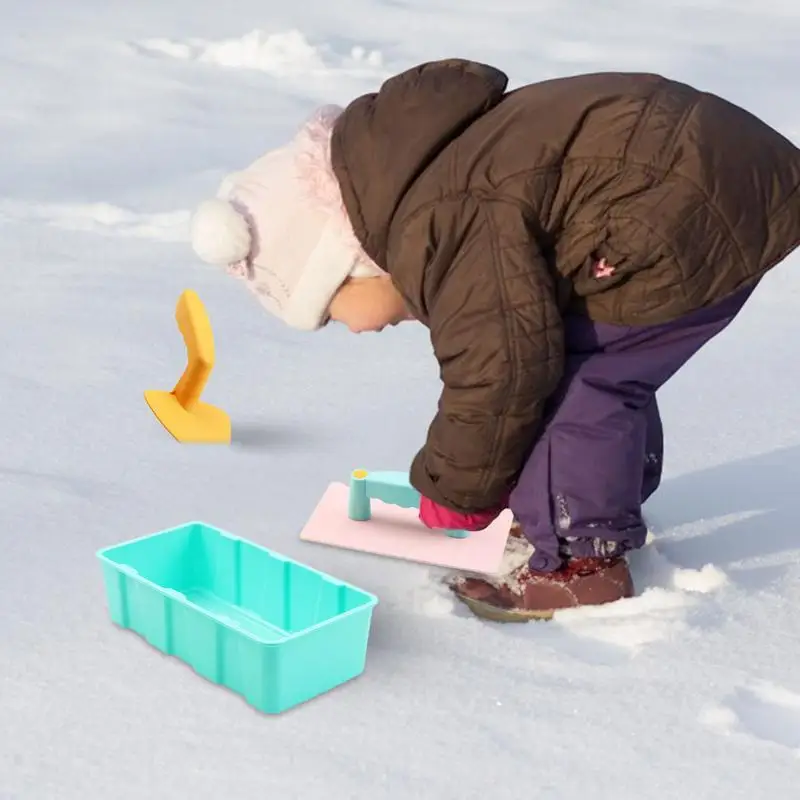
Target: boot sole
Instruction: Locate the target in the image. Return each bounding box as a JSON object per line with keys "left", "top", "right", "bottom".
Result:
{"left": 453, "top": 591, "right": 555, "bottom": 623}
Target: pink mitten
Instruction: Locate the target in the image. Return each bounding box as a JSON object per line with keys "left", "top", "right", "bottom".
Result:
{"left": 418, "top": 495, "right": 505, "bottom": 532}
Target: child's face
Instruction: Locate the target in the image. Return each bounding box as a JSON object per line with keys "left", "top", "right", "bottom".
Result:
{"left": 328, "top": 275, "right": 415, "bottom": 333}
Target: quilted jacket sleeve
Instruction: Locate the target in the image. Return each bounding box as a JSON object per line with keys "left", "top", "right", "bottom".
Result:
{"left": 392, "top": 196, "right": 565, "bottom": 514}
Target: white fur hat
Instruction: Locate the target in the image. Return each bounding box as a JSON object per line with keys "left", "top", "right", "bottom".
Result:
{"left": 189, "top": 105, "right": 384, "bottom": 331}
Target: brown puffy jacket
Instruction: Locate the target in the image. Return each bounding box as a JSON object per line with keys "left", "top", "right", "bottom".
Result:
{"left": 330, "top": 59, "right": 800, "bottom": 513}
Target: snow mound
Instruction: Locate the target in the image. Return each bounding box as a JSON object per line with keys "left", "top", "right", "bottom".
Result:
{"left": 134, "top": 29, "right": 385, "bottom": 78}
{"left": 552, "top": 542, "right": 730, "bottom": 654}
{"left": 0, "top": 200, "right": 189, "bottom": 242}
{"left": 402, "top": 530, "right": 730, "bottom": 658}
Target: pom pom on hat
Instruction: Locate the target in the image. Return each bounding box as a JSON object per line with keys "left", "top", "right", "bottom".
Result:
{"left": 190, "top": 198, "right": 252, "bottom": 265}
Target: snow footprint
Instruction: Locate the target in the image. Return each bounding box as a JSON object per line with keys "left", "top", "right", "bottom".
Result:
{"left": 700, "top": 680, "right": 800, "bottom": 754}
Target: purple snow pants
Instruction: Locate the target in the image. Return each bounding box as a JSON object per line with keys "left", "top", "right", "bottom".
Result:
{"left": 508, "top": 284, "right": 757, "bottom": 572}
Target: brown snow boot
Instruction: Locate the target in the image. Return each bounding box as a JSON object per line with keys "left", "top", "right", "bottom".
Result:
{"left": 450, "top": 556, "right": 634, "bottom": 622}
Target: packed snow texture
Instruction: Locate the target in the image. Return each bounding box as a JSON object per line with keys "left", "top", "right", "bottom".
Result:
{"left": 1, "top": 0, "right": 800, "bottom": 798}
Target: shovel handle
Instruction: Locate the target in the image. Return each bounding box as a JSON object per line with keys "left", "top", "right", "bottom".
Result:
{"left": 172, "top": 290, "right": 215, "bottom": 412}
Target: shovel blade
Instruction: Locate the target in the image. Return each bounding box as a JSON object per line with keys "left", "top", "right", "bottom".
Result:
{"left": 144, "top": 390, "right": 231, "bottom": 444}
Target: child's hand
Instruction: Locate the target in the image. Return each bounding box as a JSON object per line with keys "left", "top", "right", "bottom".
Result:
{"left": 418, "top": 495, "right": 506, "bottom": 532}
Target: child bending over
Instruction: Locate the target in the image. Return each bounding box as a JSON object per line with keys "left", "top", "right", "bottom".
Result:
{"left": 190, "top": 60, "right": 800, "bottom": 622}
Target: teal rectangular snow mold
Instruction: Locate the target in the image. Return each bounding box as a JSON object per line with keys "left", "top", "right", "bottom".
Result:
{"left": 97, "top": 522, "right": 378, "bottom": 714}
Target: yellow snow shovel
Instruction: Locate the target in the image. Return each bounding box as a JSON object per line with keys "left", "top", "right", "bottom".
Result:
{"left": 144, "top": 289, "right": 231, "bottom": 444}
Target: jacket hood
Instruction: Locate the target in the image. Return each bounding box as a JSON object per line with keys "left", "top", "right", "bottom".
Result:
{"left": 330, "top": 59, "right": 508, "bottom": 267}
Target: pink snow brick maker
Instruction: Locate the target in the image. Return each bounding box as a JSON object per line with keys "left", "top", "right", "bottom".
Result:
{"left": 299, "top": 469, "right": 514, "bottom": 573}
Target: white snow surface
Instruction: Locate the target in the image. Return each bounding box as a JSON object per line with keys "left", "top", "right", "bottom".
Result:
{"left": 2, "top": 1, "right": 800, "bottom": 798}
